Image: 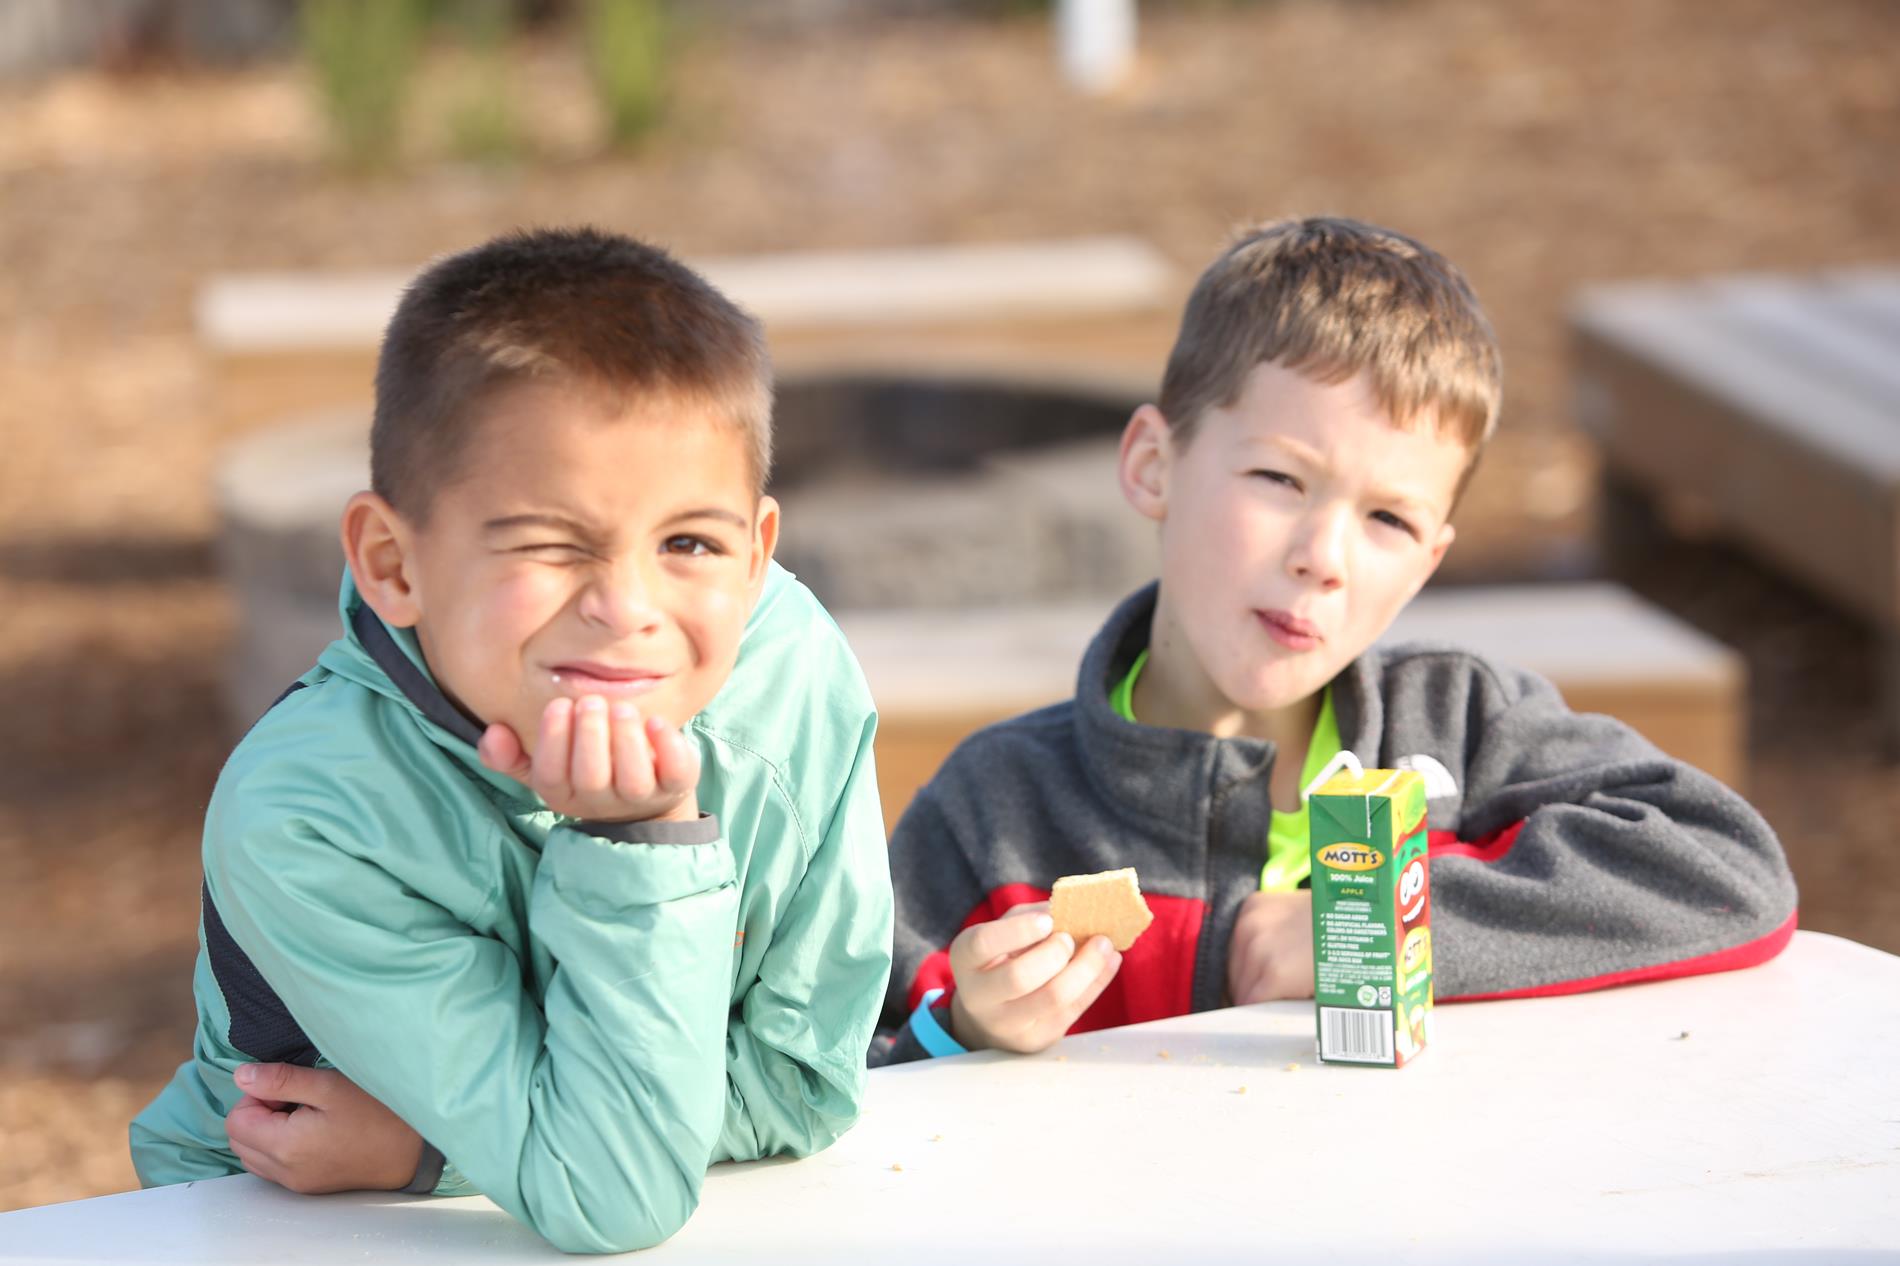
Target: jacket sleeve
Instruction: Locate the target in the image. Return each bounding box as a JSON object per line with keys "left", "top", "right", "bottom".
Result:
{"left": 1431, "top": 660, "right": 1798, "bottom": 1000}
{"left": 129, "top": 1052, "right": 248, "bottom": 1187}
{"left": 711, "top": 711, "right": 892, "bottom": 1163}
{"left": 868, "top": 775, "right": 989, "bottom": 1067}
{"left": 208, "top": 802, "right": 737, "bottom": 1256}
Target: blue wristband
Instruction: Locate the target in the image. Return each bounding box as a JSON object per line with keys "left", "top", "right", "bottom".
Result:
{"left": 909, "top": 987, "right": 968, "bottom": 1058}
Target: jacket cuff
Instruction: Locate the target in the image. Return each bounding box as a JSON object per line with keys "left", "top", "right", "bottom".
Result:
{"left": 543, "top": 818, "right": 735, "bottom": 911}
{"left": 402, "top": 1142, "right": 446, "bottom": 1195}
{"left": 578, "top": 812, "right": 721, "bottom": 846}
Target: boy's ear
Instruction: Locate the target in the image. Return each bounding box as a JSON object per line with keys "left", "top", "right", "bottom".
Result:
{"left": 747, "top": 494, "right": 781, "bottom": 602}
{"left": 1119, "top": 404, "right": 1173, "bottom": 523}
{"left": 340, "top": 491, "right": 423, "bottom": 629}
{"left": 1407, "top": 522, "right": 1457, "bottom": 601}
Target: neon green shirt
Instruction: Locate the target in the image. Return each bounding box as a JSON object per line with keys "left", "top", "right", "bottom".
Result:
{"left": 1110, "top": 650, "right": 1341, "bottom": 891}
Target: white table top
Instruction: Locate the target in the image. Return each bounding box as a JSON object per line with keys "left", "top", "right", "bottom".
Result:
{"left": 7, "top": 931, "right": 1897, "bottom": 1264}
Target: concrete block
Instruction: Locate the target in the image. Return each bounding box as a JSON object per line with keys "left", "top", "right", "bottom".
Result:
{"left": 214, "top": 409, "right": 365, "bottom": 726}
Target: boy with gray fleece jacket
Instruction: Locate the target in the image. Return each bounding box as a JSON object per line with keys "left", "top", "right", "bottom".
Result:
{"left": 872, "top": 218, "right": 1796, "bottom": 1065}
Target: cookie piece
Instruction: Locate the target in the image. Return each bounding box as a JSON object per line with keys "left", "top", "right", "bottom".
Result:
{"left": 1049, "top": 867, "right": 1154, "bottom": 952}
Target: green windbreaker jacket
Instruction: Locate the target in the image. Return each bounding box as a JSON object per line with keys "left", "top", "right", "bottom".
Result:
{"left": 130, "top": 562, "right": 892, "bottom": 1253}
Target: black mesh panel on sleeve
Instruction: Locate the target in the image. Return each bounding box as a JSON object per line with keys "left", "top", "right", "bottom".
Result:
{"left": 202, "top": 678, "right": 321, "bottom": 1067}
{"left": 202, "top": 884, "right": 321, "bottom": 1067}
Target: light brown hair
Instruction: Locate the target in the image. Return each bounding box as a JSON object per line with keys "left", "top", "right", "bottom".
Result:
{"left": 372, "top": 226, "right": 772, "bottom": 521}
{"left": 1158, "top": 217, "right": 1501, "bottom": 499}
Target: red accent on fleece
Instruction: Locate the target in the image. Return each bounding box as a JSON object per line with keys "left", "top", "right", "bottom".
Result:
{"left": 1426, "top": 819, "right": 1797, "bottom": 998}
{"left": 1443, "top": 909, "right": 1799, "bottom": 1002}
{"left": 1427, "top": 821, "right": 1527, "bottom": 863}
{"left": 907, "top": 882, "right": 1206, "bottom": 1035}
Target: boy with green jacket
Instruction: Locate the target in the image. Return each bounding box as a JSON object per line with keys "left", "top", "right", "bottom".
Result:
{"left": 130, "top": 228, "right": 893, "bottom": 1254}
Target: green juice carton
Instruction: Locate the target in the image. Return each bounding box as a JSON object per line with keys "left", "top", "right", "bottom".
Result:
{"left": 1307, "top": 756, "right": 1432, "bottom": 1067}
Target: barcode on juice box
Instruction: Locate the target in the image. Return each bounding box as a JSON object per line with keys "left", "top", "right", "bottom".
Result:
{"left": 1320, "top": 1007, "right": 1395, "bottom": 1063}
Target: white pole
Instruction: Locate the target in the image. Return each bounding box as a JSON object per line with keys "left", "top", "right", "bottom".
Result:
{"left": 1057, "top": 0, "right": 1136, "bottom": 95}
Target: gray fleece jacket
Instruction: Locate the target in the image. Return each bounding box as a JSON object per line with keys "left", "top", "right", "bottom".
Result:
{"left": 872, "top": 582, "right": 1797, "bottom": 1065}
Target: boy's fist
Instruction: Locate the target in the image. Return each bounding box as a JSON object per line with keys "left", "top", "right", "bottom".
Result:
{"left": 946, "top": 902, "right": 1121, "bottom": 1054}
{"left": 1226, "top": 889, "right": 1315, "bottom": 1005}
{"left": 224, "top": 1063, "right": 423, "bottom": 1195}
{"left": 478, "top": 695, "right": 700, "bottom": 824}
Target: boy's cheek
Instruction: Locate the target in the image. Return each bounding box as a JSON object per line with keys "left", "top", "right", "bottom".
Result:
{"left": 425, "top": 576, "right": 568, "bottom": 738}
{"left": 476, "top": 575, "right": 573, "bottom": 661}
{"left": 679, "top": 602, "right": 749, "bottom": 716}
{"left": 480, "top": 565, "right": 571, "bottom": 625}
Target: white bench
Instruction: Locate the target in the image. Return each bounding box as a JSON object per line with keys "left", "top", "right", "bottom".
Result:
{"left": 197, "top": 238, "right": 1177, "bottom": 434}
{"left": 1572, "top": 270, "right": 1900, "bottom": 744}
{"left": 841, "top": 583, "right": 1746, "bottom": 832}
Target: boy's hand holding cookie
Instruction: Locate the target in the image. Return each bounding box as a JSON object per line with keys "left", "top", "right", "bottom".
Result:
{"left": 947, "top": 903, "right": 1122, "bottom": 1054}
{"left": 478, "top": 695, "right": 700, "bottom": 824}
{"left": 1226, "top": 889, "right": 1315, "bottom": 1005}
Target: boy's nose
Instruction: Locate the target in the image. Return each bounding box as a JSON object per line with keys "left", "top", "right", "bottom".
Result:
{"left": 1286, "top": 509, "right": 1349, "bottom": 589}
{"left": 579, "top": 563, "right": 664, "bottom": 635}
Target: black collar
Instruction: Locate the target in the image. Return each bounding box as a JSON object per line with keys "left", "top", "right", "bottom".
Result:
{"left": 350, "top": 603, "right": 487, "bottom": 748}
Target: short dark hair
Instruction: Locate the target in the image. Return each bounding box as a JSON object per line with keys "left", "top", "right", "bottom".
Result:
{"left": 371, "top": 226, "right": 772, "bottom": 521}
{"left": 1159, "top": 217, "right": 1501, "bottom": 498}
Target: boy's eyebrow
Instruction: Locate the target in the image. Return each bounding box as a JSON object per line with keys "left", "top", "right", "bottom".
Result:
{"left": 483, "top": 512, "right": 608, "bottom": 541}
{"left": 483, "top": 509, "right": 751, "bottom": 537}
{"left": 1370, "top": 488, "right": 1439, "bottom": 521}
{"left": 1253, "top": 436, "right": 1441, "bottom": 518}
{"left": 662, "top": 507, "right": 750, "bottom": 530}
{"left": 1254, "top": 434, "right": 1329, "bottom": 468}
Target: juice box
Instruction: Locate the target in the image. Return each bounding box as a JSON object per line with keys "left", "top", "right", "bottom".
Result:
{"left": 1307, "top": 761, "right": 1432, "bottom": 1067}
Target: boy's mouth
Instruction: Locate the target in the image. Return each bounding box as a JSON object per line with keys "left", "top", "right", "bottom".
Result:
{"left": 1256, "top": 609, "right": 1322, "bottom": 651}
{"left": 546, "top": 662, "right": 669, "bottom": 695}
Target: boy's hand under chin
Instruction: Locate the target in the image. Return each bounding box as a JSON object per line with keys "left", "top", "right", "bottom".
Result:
{"left": 477, "top": 695, "right": 701, "bottom": 824}
{"left": 225, "top": 1063, "right": 424, "bottom": 1195}
{"left": 225, "top": 702, "right": 706, "bottom": 1198}
{"left": 1226, "top": 889, "right": 1316, "bottom": 1006}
